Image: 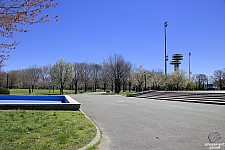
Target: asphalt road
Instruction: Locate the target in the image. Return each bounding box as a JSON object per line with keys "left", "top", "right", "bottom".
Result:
{"left": 70, "top": 93, "right": 225, "bottom": 150}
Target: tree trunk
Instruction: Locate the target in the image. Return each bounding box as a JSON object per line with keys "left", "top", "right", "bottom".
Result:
{"left": 60, "top": 82, "right": 64, "bottom": 95}
{"left": 103, "top": 83, "right": 106, "bottom": 92}
{"left": 84, "top": 83, "right": 87, "bottom": 92}
{"left": 128, "top": 82, "right": 131, "bottom": 92}
{"left": 32, "top": 84, "right": 34, "bottom": 92}
{"left": 138, "top": 85, "right": 141, "bottom": 92}
{"left": 49, "top": 85, "right": 51, "bottom": 93}
{"left": 115, "top": 81, "right": 118, "bottom": 93}
{"left": 75, "top": 80, "right": 78, "bottom": 94}
{"left": 94, "top": 82, "right": 97, "bottom": 92}
{"left": 118, "top": 81, "right": 121, "bottom": 94}
{"left": 123, "top": 82, "right": 125, "bottom": 92}
{"left": 111, "top": 82, "right": 114, "bottom": 92}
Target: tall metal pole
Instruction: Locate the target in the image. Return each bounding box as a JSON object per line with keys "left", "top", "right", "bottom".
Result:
{"left": 189, "top": 52, "right": 191, "bottom": 79}
{"left": 164, "top": 21, "right": 168, "bottom": 75}
{"left": 144, "top": 72, "right": 146, "bottom": 91}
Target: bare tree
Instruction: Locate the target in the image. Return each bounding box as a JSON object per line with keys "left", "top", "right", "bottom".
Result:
{"left": 223, "top": 68, "right": 225, "bottom": 89}
{"left": 78, "top": 62, "right": 91, "bottom": 92}
{"left": 104, "top": 54, "right": 131, "bottom": 94}
{"left": 27, "top": 65, "right": 42, "bottom": 92}
{"left": 39, "top": 65, "right": 51, "bottom": 89}
{"left": 10, "top": 69, "right": 27, "bottom": 89}
{"left": 0, "top": 71, "right": 6, "bottom": 87}
{"left": 121, "top": 62, "right": 132, "bottom": 92}
{"left": 100, "top": 63, "right": 110, "bottom": 92}
{"left": 0, "top": 0, "right": 59, "bottom": 68}
{"left": 8, "top": 70, "right": 19, "bottom": 88}
{"left": 72, "top": 62, "right": 81, "bottom": 94}
{"left": 18, "top": 69, "right": 31, "bottom": 89}
{"left": 211, "top": 69, "right": 225, "bottom": 90}
{"left": 196, "top": 74, "right": 208, "bottom": 90}
{"left": 50, "top": 58, "right": 74, "bottom": 95}
{"left": 90, "top": 63, "right": 102, "bottom": 92}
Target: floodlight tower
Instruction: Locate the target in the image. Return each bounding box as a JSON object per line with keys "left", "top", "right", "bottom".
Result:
{"left": 170, "top": 54, "right": 183, "bottom": 71}
{"left": 164, "top": 21, "right": 168, "bottom": 75}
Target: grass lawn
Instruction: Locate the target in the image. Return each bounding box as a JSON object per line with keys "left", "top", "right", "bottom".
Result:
{"left": 0, "top": 110, "right": 96, "bottom": 150}
{"left": 9, "top": 89, "right": 86, "bottom": 95}
{"left": 119, "top": 91, "right": 137, "bottom": 96}
{"left": 9, "top": 89, "right": 137, "bottom": 96}
{"left": 1, "top": 89, "right": 98, "bottom": 149}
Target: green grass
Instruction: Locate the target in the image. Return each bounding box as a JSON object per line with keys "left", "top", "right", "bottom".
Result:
{"left": 119, "top": 91, "right": 137, "bottom": 96}
{"left": 9, "top": 89, "right": 90, "bottom": 95}
{"left": 87, "top": 140, "right": 101, "bottom": 150}
{"left": 0, "top": 110, "right": 96, "bottom": 150}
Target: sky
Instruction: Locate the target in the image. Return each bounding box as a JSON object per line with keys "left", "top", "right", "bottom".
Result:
{"left": 2, "top": 0, "right": 225, "bottom": 76}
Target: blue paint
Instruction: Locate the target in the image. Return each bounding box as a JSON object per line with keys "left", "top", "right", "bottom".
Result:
{"left": 0, "top": 96, "right": 69, "bottom": 104}
{"left": 0, "top": 95, "right": 80, "bottom": 110}
{"left": 0, "top": 100, "right": 62, "bottom": 104}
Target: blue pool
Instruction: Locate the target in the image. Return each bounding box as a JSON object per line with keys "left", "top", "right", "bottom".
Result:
{"left": 0, "top": 95, "right": 69, "bottom": 104}
{"left": 0, "top": 100, "right": 62, "bottom": 103}
{"left": 0, "top": 95, "right": 80, "bottom": 110}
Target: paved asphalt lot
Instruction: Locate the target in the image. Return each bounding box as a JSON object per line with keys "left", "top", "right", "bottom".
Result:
{"left": 70, "top": 93, "right": 225, "bottom": 150}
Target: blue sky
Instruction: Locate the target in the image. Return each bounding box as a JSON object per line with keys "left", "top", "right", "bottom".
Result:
{"left": 3, "top": 0, "right": 225, "bottom": 76}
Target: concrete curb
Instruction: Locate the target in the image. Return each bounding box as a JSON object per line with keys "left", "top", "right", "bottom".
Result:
{"left": 78, "top": 109, "right": 101, "bottom": 150}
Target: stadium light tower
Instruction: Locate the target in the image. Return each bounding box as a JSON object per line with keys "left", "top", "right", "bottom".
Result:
{"left": 189, "top": 52, "right": 191, "bottom": 79}
{"left": 164, "top": 21, "right": 168, "bottom": 75}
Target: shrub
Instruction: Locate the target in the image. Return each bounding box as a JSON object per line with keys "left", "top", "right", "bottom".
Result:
{"left": 0, "top": 87, "right": 10, "bottom": 95}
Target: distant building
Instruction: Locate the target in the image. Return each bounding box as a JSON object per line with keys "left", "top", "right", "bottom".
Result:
{"left": 204, "top": 84, "right": 216, "bottom": 90}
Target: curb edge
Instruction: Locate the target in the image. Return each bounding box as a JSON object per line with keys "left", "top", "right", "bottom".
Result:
{"left": 78, "top": 109, "right": 101, "bottom": 150}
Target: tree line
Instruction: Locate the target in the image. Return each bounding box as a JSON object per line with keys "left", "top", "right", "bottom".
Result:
{"left": 0, "top": 54, "right": 225, "bottom": 94}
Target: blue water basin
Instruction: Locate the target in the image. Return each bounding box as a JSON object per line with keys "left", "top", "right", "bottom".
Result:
{"left": 0, "top": 95, "right": 80, "bottom": 110}
{"left": 0, "top": 100, "right": 62, "bottom": 104}
{"left": 0, "top": 95, "right": 69, "bottom": 104}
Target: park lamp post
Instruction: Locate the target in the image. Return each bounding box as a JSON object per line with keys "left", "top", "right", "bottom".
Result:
{"left": 189, "top": 52, "right": 191, "bottom": 79}
{"left": 164, "top": 21, "right": 168, "bottom": 75}
{"left": 144, "top": 72, "right": 147, "bottom": 91}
